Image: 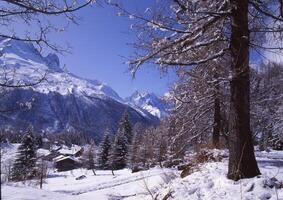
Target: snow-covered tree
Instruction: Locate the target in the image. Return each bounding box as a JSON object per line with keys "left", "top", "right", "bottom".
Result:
{"left": 10, "top": 130, "right": 37, "bottom": 181}
{"left": 108, "top": 131, "right": 128, "bottom": 170}
{"left": 251, "top": 62, "right": 283, "bottom": 150}
{"left": 108, "top": 111, "right": 133, "bottom": 170}
{"left": 127, "top": 123, "right": 153, "bottom": 170}
{"left": 0, "top": 0, "right": 93, "bottom": 52}
{"left": 112, "top": 0, "right": 283, "bottom": 180}
{"left": 118, "top": 111, "right": 132, "bottom": 145}
{"left": 97, "top": 132, "right": 112, "bottom": 169}
{"left": 127, "top": 131, "right": 140, "bottom": 170}
{"left": 82, "top": 141, "right": 97, "bottom": 175}
{"left": 169, "top": 62, "right": 230, "bottom": 153}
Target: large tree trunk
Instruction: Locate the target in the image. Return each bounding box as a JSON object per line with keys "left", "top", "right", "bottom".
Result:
{"left": 228, "top": 0, "right": 260, "bottom": 180}
{"left": 212, "top": 84, "right": 221, "bottom": 148}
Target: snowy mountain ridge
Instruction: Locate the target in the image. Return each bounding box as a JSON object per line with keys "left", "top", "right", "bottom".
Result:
{"left": 126, "top": 91, "right": 170, "bottom": 119}
{"left": 0, "top": 38, "right": 124, "bottom": 102}
{"left": 0, "top": 38, "right": 159, "bottom": 139}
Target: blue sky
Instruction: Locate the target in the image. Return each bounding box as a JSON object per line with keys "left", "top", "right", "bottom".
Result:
{"left": 5, "top": 1, "right": 278, "bottom": 98}
{"left": 48, "top": 1, "right": 176, "bottom": 98}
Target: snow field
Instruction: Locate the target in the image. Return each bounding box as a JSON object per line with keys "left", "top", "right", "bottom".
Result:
{"left": 1, "top": 145, "right": 283, "bottom": 200}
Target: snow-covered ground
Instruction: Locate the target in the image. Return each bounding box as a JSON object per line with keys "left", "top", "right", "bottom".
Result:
{"left": 2, "top": 168, "right": 173, "bottom": 200}
{"left": 1, "top": 146, "right": 283, "bottom": 200}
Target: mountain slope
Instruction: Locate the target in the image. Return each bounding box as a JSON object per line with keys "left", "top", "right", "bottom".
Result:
{"left": 126, "top": 91, "right": 170, "bottom": 119}
{"left": 0, "top": 38, "right": 159, "bottom": 141}
{"left": 0, "top": 38, "right": 123, "bottom": 101}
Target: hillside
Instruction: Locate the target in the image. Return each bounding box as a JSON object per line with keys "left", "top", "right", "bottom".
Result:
{"left": 0, "top": 38, "right": 159, "bottom": 141}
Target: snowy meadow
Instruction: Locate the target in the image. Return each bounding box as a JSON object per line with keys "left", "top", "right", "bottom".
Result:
{"left": 1, "top": 143, "right": 283, "bottom": 200}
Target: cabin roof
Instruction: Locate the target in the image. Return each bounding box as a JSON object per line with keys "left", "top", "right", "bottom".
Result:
{"left": 57, "top": 145, "right": 82, "bottom": 156}
{"left": 53, "top": 155, "right": 80, "bottom": 163}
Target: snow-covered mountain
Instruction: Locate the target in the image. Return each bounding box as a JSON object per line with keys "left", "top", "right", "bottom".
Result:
{"left": 126, "top": 91, "right": 170, "bottom": 119}
{"left": 0, "top": 38, "right": 159, "bottom": 141}
{"left": 0, "top": 38, "right": 124, "bottom": 101}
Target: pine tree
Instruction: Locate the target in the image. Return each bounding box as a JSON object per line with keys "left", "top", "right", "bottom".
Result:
{"left": 108, "top": 111, "right": 133, "bottom": 170}
{"left": 118, "top": 112, "right": 132, "bottom": 145}
{"left": 83, "top": 141, "right": 96, "bottom": 175}
{"left": 10, "top": 130, "right": 37, "bottom": 181}
{"left": 108, "top": 131, "right": 128, "bottom": 170}
{"left": 127, "top": 132, "right": 140, "bottom": 170}
{"left": 97, "top": 132, "right": 111, "bottom": 169}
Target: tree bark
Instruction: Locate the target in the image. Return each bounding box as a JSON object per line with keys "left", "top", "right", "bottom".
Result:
{"left": 228, "top": 0, "right": 260, "bottom": 180}
{"left": 40, "top": 174, "right": 43, "bottom": 189}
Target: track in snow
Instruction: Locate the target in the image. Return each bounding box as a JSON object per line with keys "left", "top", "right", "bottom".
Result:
{"left": 53, "top": 169, "right": 171, "bottom": 195}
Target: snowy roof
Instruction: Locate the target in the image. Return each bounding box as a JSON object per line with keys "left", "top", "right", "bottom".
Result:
{"left": 53, "top": 155, "right": 65, "bottom": 162}
{"left": 53, "top": 155, "right": 80, "bottom": 163}
{"left": 50, "top": 145, "right": 61, "bottom": 151}
{"left": 37, "top": 148, "right": 51, "bottom": 157}
{"left": 58, "top": 145, "right": 82, "bottom": 156}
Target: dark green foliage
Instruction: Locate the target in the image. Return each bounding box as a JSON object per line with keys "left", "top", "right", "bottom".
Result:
{"left": 118, "top": 112, "right": 132, "bottom": 145}
{"left": 108, "top": 112, "right": 132, "bottom": 170}
{"left": 10, "top": 130, "right": 37, "bottom": 181}
{"left": 98, "top": 133, "right": 111, "bottom": 169}
{"left": 84, "top": 143, "right": 95, "bottom": 169}
{"left": 35, "top": 134, "right": 43, "bottom": 148}
{"left": 84, "top": 142, "right": 96, "bottom": 175}
{"left": 108, "top": 131, "right": 128, "bottom": 170}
